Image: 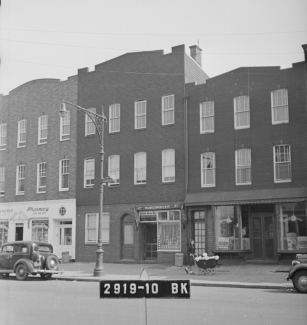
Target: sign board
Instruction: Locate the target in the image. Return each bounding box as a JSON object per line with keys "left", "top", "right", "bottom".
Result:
{"left": 100, "top": 280, "right": 190, "bottom": 299}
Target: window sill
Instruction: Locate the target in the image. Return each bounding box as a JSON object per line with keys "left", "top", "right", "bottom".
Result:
{"left": 134, "top": 183, "right": 146, "bottom": 186}
{"left": 85, "top": 242, "right": 110, "bottom": 246}
{"left": 162, "top": 181, "right": 176, "bottom": 185}
{"left": 0, "top": 147, "right": 6, "bottom": 151}
{"left": 17, "top": 145, "right": 26, "bottom": 148}
{"left": 60, "top": 138, "right": 70, "bottom": 142}
{"left": 277, "top": 250, "right": 307, "bottom": 254}
{"left": 162, "top": 123, "right": 175, "bottom": 128}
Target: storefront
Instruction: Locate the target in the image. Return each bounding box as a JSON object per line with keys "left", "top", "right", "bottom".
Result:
{"left": 0, "top": 199, "right": 76, "bottom": 260}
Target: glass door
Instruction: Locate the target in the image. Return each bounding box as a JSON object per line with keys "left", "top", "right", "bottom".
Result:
{"left": 59, "top": 221, "right": 72, "bottom": 258}
{"left": 145, "top": 224, "right": 157, "bottom": 260}
{"left": 252, "top": 215, "right": 274, "bottom": 259}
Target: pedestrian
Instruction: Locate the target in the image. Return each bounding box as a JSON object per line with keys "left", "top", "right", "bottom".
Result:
{"left": 185, "top": 239, "right": 195, "bottom": 275}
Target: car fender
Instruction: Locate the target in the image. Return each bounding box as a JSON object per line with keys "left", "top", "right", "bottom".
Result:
{"left": 287, "top": 263, "right": 307, "bottom": 280}
{"left": 14, "top": 259, "right": 35, "bottom": 274}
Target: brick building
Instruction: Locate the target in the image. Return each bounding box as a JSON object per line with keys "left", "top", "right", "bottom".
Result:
{"left": 184, "top": 44, "right": 307, "bottom": 262}
{"left": 75, "top": 45, "right": 208, "bottom": 263}
{"left": 0, "top": 77, "right": 78, "bottom": 259}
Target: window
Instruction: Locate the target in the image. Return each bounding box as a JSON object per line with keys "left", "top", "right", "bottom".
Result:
{"left": 37, "top": 162, "right": 47, "bottom": 193}
{"left": 0, "top": 124, "right": 6, "bottom": 150}
{"left": 201, "top": 152, "right": 215, "bottom": 187}
{"left": 16, "top": 165, "right": 25, "bottom": 195}
{"left": 85, "top": 213, "right": 110, "bottom": 244}
{"left": 134, "top": 152, "right": 146, "bottom": 184}
{"left": 0, "top": 167, "right": 4, "bottom": 196}
{"left": 32, "top": 220, "right": 48, "bottom": 243}
{"left": 234, "top": 96, "right": 250, "bottom": 129}
{"left": 271, "top": 89, "right": 289, "bottom": 124}
{"left": 193, "top": 211, "right": 206, "bottom": 255}
{"left": 85, "top": 108, "right": 96, "bottom": 136}
{"left": 60, "top": 110, "right": 70, "bottom": 140}
{"left": 236, "top": 149, "right": 251, "bottom": 185}
{"left": 59, "top": 159, "right": 69, "bottom": 190}
{"left": 0, "top": 221, "right": 9, "bottom": 246}
{"left": 274, "top": 145, "right": 291, "bottom": 182}
{"left": 38, "top": 116, "right": 48, "bottom": 144}
{"left": 109, "top": 104, "right": 120, "bottom": 133}
{"left": 162, "top": 94, "right": 174, "bottom": 125}
{"left": 17, "top": 120, "right": 27, "bottom": 147}
{"left": 108, "top": 155, "right": 120, "bottom": 185}
{"left": 84, "top": 158, "right": 95, "bottom": 188}
{"left": 200, "top": 101, "right": 214, "bottom": 133}
{"left": 162, "top": 149, "right": 175, "bottom": 182}
{"left": 135, "top": 100, "right": 146, "bottom": 129}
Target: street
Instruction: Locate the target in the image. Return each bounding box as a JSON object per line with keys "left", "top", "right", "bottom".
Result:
{"left": 0, "top": 278, "right": 306, "bottom": 325}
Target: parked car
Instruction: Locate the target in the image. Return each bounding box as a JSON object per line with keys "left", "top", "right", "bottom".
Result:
{"left": 0, "top": 241, "right": 62, "bottom": 281}
{"left": 285, "top": 253, "right": 307, "bottom": 293}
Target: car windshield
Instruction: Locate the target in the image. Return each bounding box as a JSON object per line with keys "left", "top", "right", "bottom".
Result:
{"left": 34, "top": 245, "right": 52, "bottom": 252}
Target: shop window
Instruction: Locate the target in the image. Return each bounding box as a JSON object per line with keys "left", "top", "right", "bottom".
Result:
{"left": 32, "top": 220, "right": 49, "bottom": 243}
{"left": 0, "top": 221, "right": 8, "bottom": 247}
{"left": 214, "top": 205, "right": 250, "bottom": 251}
{"left": 278, "top": 202, "right": 307, "bottom": 251}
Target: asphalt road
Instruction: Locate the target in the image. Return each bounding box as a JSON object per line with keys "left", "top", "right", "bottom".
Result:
{"left": 0, "top": 278, "right": 306, "bottom": 325}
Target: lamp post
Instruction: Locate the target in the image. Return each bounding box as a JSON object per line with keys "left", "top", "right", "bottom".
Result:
{"left": 59, "top": 100, "right": 107, "bottom": 276}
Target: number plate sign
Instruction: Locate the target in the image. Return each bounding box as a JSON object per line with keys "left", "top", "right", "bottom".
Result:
{"left": 100, "top": 280, "right": 190, "bottom": 299}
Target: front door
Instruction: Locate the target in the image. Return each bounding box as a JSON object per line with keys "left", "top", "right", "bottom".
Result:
{"left": 252, "top": 215, "right": 275, "bottom": 259}
{"left": 59, "top": 221, "right": 72, "bottom": 257}
{"left": 122, "top": 215, "right": 135, "bottom": 260}
{"left": 145, "top": 224, "right": 157, "bottom": 260}
{"left": 15, "top": 223, "right": 24, "bottom": 241}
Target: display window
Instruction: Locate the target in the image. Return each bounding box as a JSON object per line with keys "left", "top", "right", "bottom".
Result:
{"left": 31, "top": 220, "right": 49, "bottom": 243}
{"left": 278, "top": 202, "right": 307, "bottom": 251}
{"left": 0, "top": 221, "right": 8, "bottom": 247}
{"left": 214, "top": 205, "right": 250, "bottom": 251}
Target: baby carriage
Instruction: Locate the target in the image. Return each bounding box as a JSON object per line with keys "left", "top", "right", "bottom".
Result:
{"left": 193, "top": 253, "right": 219, "bottom": 275}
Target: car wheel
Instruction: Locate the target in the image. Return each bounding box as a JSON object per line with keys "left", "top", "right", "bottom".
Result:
{"left": 40, "top": 273, "right": 52, "bottom": 280}
{"left": 46, "top": 255, "right": 59, "bottom": 270}
{"left": 292, "top": 270, "right": 307, "bottom": 293}
{"left": 15, "top": 264, "right": 28, "bottom": 281}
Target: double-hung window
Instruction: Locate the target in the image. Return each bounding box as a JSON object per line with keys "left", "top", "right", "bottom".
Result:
{"left": 134, "top": 152, "right": 146, "bottom": 184}
{"left": 234, "top": 96, "right": 250, "bottom": 129}
{"left": 162, "top": 94, "right": 174, "bottom": 125}
{"left": 16, "top": 165, "right": 25, "bottom": 195}
{"left": 38, "top": 116, "right": 48, "bottom": 144}
{"left": 200, "top": 101, "right": 214, "bottom": 133}
{"left": 108, "top": 155, "right": 120, "bottom": 186}
{"left": 0, "top": 124, "right": 7, "bottom": 150}
{"left": 59, "top": 159, "right": 69, "bottom": 190}
{"left": 201, "top": 152, "right": 215, "bottom": 187}
{"left": 162, "top": 149, "right": 175, "bottom": 182}
{"left": 84, "top": 158, "right": 95, "bottom": 188}
{"left": 236, "top": 149, "right": 251, "bottom": 185}
{"left": 135, "top": 100, "right": 146, "bottom": 129}
{"left": 60, "top": 110, "right": 70, "bottom": 140}
{"left": 274, "top": 145, "right": 291, "bottom": 182}
{"left": 37, "top": 162, "right": 47, "bottom": 193}
{"left": 85, "top": 213, "right": 110, "bottom": 244}
{"left": 18, "top": 120, "right": 27, "bottom": 147}
{"left": 271, "top": 89, "right": 289, "bottom": 124}
{"left": 0, "top": 167, "right": 5, "bottom": 196}
{"left": 85, "top": 108, "right": 96, "bottom": 136}
{"left": 109, "top": 104, "right": 120, "bottom": 133}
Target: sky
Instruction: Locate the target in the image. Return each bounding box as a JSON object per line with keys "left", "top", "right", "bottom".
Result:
{"left": 0, "top": 0, "right": 306, "bottom": 95}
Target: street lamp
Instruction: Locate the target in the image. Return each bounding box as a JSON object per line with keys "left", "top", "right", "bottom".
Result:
{"left": 59, "top": 100, "right": 107, "bottom": 276}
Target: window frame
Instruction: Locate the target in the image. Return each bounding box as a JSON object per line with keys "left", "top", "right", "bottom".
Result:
{"left": 0, "top": 124, "right": 7, "bottom": 150}
{"left": 200, "top": 101, "right": 214, "bottom": 134}
{"left": 84, "top": 158, "right": 95, "bottom": 188}
{"left": 162, "top": 149, "right": 175, "bottom": 183}
{"left": 16, "top": 165, "right": 25, "bottom": 195}
{"left": 274, "top": 144, "right": 292, "bottom": 183}
{"left": 108, "top": 155, "right": 120, "bottom": 186}
{"left": 162, "top": 94, "right": 175, "bottom": 125}
{"left": 59, "top": 159, "right": 69, "bottom": 191}
{"left": 17, "top": 119, "right": 27, "bottom": 148}
{"left": 201, "top": 152, "right": 216, "bottom": 187}
{"left": 37, "top": 162, "right": 47, "bottom": 193}
{"left": 38, "top": 115, "right": 48, "bottom": 145}
{"left": 234, "top": 96, "right": 250, "bottom": 130}
{"left": 271, "top": 89, "right": 289, "bottom": 125}
{"left": 85, "top": 108, "right": 96, "bottom": 136}
{"left": 134, "top": 152, "right": 147, "bottom": 185}
{"left": 235, "top": 149, "right": 252, "bottom": 185}
{"left": 60, "top": 110, "right": 70, "bottom": 141}
{"left": 0, "top": 167, "right": 5, "bottom": 196}
{"left": 109, "top": 104, "right": 120, "bottom": 133}
{"left": 85, "top": 213, "right": 110, "bottom": 244}
{"left": 135, "top": 100, "right": 147, "bottom": 130}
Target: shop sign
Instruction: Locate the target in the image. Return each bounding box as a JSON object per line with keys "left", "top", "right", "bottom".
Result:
{"left": 0, "top": 209, "right": 14, "bottom": 218}
{"left": 137, "top": 204, "right": 181, "bottom": 211}
{"left": 26, "top": 207, "right": 49, "bottom": 215}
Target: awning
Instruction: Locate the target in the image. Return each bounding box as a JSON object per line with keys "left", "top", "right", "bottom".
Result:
{"left": 184, "top": 187, "right": 307, "bottom": 206}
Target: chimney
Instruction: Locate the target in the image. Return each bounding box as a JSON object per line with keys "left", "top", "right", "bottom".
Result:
{"left": 302, "top": 44, "right": 307, "bottom": 62}
{"left": 189, "top": 45, "right": 202, "bottom": 67}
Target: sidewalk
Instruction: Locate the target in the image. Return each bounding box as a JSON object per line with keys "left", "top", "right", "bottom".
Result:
{"left": 52, "top": 261, "right": 294, "bottom": 290}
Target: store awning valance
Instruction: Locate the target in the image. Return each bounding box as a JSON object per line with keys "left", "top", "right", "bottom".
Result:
{"left": 184, "top": 187, "right": 307, "bottom": 206}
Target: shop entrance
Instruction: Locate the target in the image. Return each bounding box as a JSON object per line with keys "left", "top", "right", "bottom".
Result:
{"left": 59, "top": 221, "right": 72, "bottom": 258}
{"left": 15, "top": 223, "right": 24, "bottom": 241}
{"left": 144, "top": 224, "right": 157, "bottom": 260}
{"left": 252, "top": 215, "right": 275, "bottom": 259}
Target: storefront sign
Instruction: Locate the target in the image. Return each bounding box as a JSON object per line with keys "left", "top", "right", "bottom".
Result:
{"left": 137, "top": 204, "right": 181, "bottom": 211}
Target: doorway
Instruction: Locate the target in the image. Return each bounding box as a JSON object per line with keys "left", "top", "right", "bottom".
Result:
{"left": 144, "top": 224, "right": 157, "bottom": 260}
{"left": 59, "top": 221, "right": 72, "bottom": 257}
{"left": 122, "top": 215, "right": 135, "bottom": 260}
{"left": 15, "top": 223, "right": 24, "bottom": 241}
{"left": 252, "top": 215, "right": 275, "bottom": 259}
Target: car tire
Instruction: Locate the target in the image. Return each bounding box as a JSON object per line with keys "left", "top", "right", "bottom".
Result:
{"left": 292, "top": 270, "right": 307, "bottom": 293}
{"left": 40, "top": 273, "right": 52, "bottom": 280}
{"left": 46, "top": 255, "right": 59, "bottom": 270}
{"left": 15, "top": 264, "right": 28, "bottom": 281}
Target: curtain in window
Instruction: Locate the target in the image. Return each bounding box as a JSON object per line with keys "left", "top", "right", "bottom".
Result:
{"left": 158, "top": 223, "right": 180, "bottom": 250}
{"left": 202, "top": 153, "right": 215, "bottom": 185}
{"left": 109, "top": 156, "right": 120, "bottom": 184}
{"left": 32, "top": 220, "right": 48, "bottom": 243}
